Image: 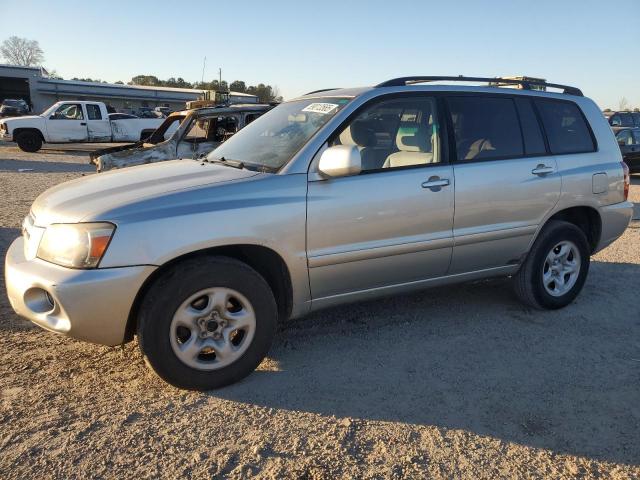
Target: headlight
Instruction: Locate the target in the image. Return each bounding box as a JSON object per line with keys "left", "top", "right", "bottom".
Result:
{"left": 37, "top": 223, "right": 115, "bottom": 268}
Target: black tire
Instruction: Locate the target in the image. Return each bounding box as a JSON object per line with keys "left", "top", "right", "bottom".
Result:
{"left": 513, "top": 220, "right": 590, "bottom": 310}
{"left": 137, "top": 256, "right": 278, "bottom": 390}
{"left": 16, "top": 131, "right": 42, "bottom": 152}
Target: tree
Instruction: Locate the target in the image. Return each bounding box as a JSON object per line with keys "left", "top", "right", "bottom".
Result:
{"left": 0, "top": 36, "right": 44, "bottom": 66}
{"left": 229, "top": 80, "right": 247, "bottom": 93}
{"left": 618, "top": 97, "right": 629, "bottom": 111}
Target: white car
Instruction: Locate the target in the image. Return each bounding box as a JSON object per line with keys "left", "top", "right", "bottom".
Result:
{"left": 0, "top": 101, "right": 164, "bottom": 152}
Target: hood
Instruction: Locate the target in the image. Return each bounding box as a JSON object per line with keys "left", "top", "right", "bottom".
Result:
{"left": 31, "top": 159, "right": 260, "bottom": 225}
{"left": 1, "top": 115, "right": 44, "bottom": 127}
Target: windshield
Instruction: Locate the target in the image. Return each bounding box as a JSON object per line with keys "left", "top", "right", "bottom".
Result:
{"left": 2, "top": 100, "right": 20, "bottom": 107}
{"left": 40, "top": 102, "right": 64, "bottom": 117}
{"left": 208, "top": 97, "right": 352, "bottom": 171}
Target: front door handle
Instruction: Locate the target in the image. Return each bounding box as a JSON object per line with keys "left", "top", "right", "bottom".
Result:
{"left": 531, "top": 164, "right": 554, "bottom": 176}
{"left": 421, "top": 177, "right": 450, "bottom": 190}
{"left": 80, "top": 122, "right": 87, "bottom": 126}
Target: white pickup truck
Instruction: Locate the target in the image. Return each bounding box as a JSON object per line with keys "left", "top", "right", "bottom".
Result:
{"left": 0, "top": 101, "right": 164, "bottom": 152}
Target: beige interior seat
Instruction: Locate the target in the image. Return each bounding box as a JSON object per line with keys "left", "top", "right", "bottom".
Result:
{"left": 383, "top": 123, "right": 435, "bottom": 168}
{"left": 338, "top": 120, "right": 379, "bottom": 170}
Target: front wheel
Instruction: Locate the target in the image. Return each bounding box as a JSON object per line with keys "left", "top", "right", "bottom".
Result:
{"left": 137, "top": 256, "right": 277, "bottom": 390}
{"left": 513, "top": 220, "right": 590, "bottom": 309}
{"left": 15, "top": 131, "right": 42, "bottom": 152}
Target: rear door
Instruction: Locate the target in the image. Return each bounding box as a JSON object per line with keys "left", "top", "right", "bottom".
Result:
{"left": 86, "top": 103, "right": 111, "bottom": 141}
{"left": 46, "top": 103, "right": 88, "bottom": 142}
{"left": 306, "top": 94, "right": 454, "bottom": 300}
{"left": 448, "top": 95, "right": 561, "bottom": 274}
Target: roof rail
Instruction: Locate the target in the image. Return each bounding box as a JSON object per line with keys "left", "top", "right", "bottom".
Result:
{"left": 375, "top": 76, "right": 583, "bottom": 96}
{"left": 303, "top": 88, "right": 341, "bottom": 96}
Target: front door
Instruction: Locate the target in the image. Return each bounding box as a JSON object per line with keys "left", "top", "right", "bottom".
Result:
{"left": 307, "top": 95, "right": 454, "bottom": 300}
{"left": 46, "top": 103, "right": 88, "bottom": 142}
{"left": 446, "top": 95, "right": 561, "bottom": 273}
{"left": 176, "top": 117, "right": 220, "bottom": 159}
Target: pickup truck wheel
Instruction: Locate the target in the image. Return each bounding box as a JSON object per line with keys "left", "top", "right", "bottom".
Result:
{"left": 136, "top": 256, "right": 277, "bottom": 390}
{"left": 513, "top": 220, "right": 590, "bottom": 309}
{"left": 15, "top": 131, "right": 42, "bottom": 152}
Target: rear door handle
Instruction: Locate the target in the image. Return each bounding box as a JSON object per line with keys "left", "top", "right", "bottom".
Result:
{"left": 531, "top": 164, "right": 554, "bottom": 176}
{"left": 421, "top": 177, "right": 450, "bottom": 189}
{"left": 80, "top": 122, "right": 87, "bottom": 126}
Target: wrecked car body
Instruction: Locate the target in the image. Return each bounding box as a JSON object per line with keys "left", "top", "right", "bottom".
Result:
{"left": 90, "top": 104, "right": 273, "bottom": 171}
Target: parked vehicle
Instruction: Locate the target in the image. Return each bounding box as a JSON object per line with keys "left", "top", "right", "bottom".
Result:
{"left": 154, "top": 106, "right": 172, "bottom": 117}
{"left": 0, "top": 101, "right": 164, "bottom": 152}
{"left": 604, "top": 110, "right": 640, "bottom": 128}
{"left": 0, "top": 99, "right": 30, "bottom": 118}
{"left": 5, "top": 76, "right": 632, "bottom": 390}
{"left": 91, "top": 104, "right": 274, "bottom": 171}
{"left": 614, "top": 127, "right": 640, "bottom": 172}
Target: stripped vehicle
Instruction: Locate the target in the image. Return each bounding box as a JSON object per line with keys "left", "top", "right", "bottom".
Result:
{"left": 90, "top": 104, "right": 274, "bottom": 171}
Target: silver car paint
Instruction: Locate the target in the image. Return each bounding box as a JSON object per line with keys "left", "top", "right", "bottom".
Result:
{"left": 4, "top": 84, "right": 633, "bottom": 346}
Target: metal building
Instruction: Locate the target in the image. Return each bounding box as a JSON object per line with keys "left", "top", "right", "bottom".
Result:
{"left": 0, "top": 64, "right": 257, "bottom": 114}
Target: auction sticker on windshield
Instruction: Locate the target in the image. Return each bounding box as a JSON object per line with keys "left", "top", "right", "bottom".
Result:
{"left": 302, "top": 103, "right": 339, "bottom": 115}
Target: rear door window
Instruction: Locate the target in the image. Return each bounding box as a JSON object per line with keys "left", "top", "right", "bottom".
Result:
{"left": 447, "top": 96, "right": 523, "bottom": 161}
{"left": 86, "top": 104, "right": 102, "bottom": 120}
{"left": 534, "top": 99, "right": 595, "bottom": 155}
{"left": 514, "top": 97, "right": 546, "bottom": 155}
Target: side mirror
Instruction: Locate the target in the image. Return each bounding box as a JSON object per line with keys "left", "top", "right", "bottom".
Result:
{"left": 318, "top": 145, "right": 362, "bottom": 178}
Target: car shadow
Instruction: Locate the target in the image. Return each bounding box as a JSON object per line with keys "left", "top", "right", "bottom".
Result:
{"left": 0, "top": 159, "right": 95, "bottom": 173}
{"left": 211, "top": 260, "right": 640, "bottom": 466}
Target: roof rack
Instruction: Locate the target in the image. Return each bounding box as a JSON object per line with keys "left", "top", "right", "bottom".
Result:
{"left": 375, "top": 76, "right": 583, "bottom": 96}
{"left": 303, "top": 88, "right": 341, "bottom": 96}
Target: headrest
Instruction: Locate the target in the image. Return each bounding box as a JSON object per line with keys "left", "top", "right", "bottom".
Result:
{"left": 396, "top": 123, "right": 429, "bottom": 152}
{"left": 339, "top": 120, "right": 375, "bottom": 147}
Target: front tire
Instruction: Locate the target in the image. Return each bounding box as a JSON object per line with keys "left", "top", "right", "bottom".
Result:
{"left": 15, "top": 131, "right": 42, "bottom": 152}
{"left": 513, "top": 220, "right": 590, "bottom": 309}
{"left": 137, "top": 256, "right": 277, "bottom": 390}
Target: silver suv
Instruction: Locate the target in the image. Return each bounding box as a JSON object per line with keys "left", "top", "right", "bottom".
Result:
{"left": 5, "top": 76, "right": 633, "bottom": 390}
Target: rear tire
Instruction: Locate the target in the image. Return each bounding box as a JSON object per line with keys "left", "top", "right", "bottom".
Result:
{"left": 137, "top": 256, "right": 278, "bottom": 390}
{"left": 513, "top": 220, "right": 590, "bottom": 309}
{"left": 16, "top": 131, "right": 42, "bottom": 152}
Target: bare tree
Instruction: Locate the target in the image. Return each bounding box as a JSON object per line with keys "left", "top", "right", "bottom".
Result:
{"left": 0, "top": 36, "right": 44, "bottom": 66}
{"left": 618, "top": 96, "right": 629, "bottom": 111}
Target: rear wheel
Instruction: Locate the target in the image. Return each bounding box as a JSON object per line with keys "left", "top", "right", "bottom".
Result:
{"left": 513, "top": 220, "right": 590, "bottom": 309}
{"left": 137, "top": 256, "right": 277, "bottom": 390}
{"left": 15, "top": 131, "right": 42, "bottom": 152}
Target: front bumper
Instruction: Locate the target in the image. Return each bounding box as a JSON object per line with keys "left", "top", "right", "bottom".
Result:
{"left": 5, "top": 236, "right": 156, "bottom": 346}
{"left": 596, "top": 201, "right": 634, "bottom": 252}
{"left": 0, "top": 131, "right": 13, "bottom": 142}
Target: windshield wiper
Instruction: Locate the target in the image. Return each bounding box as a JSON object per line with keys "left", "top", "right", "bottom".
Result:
{"left": 205, "top": 156, "right": 245, "bottom": 169}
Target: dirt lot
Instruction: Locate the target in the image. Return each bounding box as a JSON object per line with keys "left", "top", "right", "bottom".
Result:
{"left": 0, "top": 143, "right": 639, "bottom": 479}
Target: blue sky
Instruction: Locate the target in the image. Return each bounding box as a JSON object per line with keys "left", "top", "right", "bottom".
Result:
{"left": 2, "top": 0, "right": 639, "bottom": 108}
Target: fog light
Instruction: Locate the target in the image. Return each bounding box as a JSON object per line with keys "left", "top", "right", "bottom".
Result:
{"left": 24, "top": 288, "right": 55, "bottom": 313}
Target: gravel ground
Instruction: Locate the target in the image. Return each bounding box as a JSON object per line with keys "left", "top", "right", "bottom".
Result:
{"left": 0, "top": 143, "right": 639, "bottom": 479}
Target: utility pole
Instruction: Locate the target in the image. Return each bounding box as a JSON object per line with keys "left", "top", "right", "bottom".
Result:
{"left": 219, "top": 68, "right": 222, "bottom": 89}
{"left": 201, "top": 56, "right": 206, "bottom": 85}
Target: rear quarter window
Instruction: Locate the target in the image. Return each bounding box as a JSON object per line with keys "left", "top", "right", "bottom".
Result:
{"left": 534, "top": 99, "right": 595, "bottom": 155}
